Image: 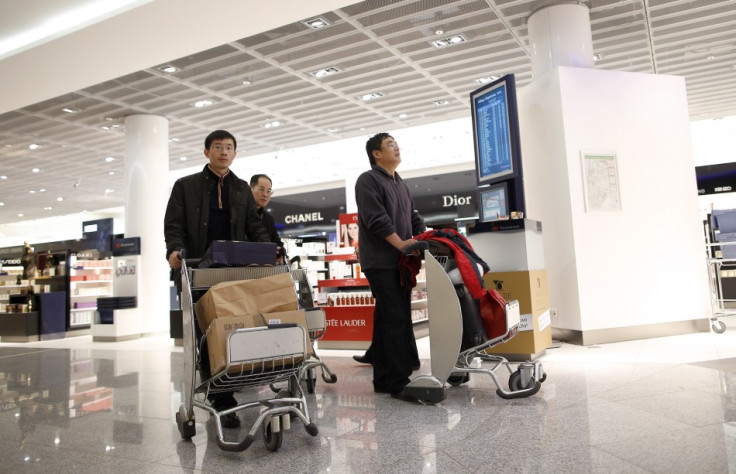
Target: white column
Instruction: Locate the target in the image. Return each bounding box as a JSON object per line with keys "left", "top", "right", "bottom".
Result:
{"left": 527, "top": 2, "right": 594, "bottom": 78}
{"left": 344, "top": 171, "right": 361, "bottom": 214}
{"left": 124, "top": 114, "right": 170, "bottom": 336}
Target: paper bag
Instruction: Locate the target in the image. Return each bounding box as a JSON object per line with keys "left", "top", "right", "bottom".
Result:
{"left": 194, "top": 272, "right": 297, "bottom": 332}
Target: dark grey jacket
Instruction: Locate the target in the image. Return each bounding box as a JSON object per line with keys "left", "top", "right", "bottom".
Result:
{"left": 355, "top": 165, "right": 425, "bottom": 270}
{"left": 164, "top": 165, "right": 270, "bottom": 260}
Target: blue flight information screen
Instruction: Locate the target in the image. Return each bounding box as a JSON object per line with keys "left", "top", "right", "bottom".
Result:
{"left": 474, "top": 83, "right": 512, "bottom": 181}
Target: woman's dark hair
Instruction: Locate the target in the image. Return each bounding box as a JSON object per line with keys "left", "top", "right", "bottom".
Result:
{"left": 365, "top": 132, "right": 392, "bottom": 166}
{"left": 204, "top": 130, "right": 237, "bottom": 150}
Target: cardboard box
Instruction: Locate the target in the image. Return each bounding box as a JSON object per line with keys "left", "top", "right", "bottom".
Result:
{"left": 206, "top": 314, "right": 264, "bottom": 375}
{"left": 194, "top": 272, "right": 298, "bottom": 332}
{"left": 206, "top": 310, "right": 312, "bottom": 376}
{"left": 482, "top": 270, "right": 551, "bottom": 358}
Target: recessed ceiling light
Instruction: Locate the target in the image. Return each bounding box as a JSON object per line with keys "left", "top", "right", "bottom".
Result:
{"left": 191, "top": 99, "right": 215, "bottom": 108}
{"left": 242, "top": 79, "right": 252, "bottom": 85}
{"left": 593, "top": 53, "right": 602, "bottom": 62}
{"left": 179, "top": 156, "right": 187, "bottom": 161}
{"left": 29, "top": 190, "right": 35, "bottom": 194}
{"left": 62, "top": 106, "right": 80, "bottom": 113}
{"left": 398, "top": 113, "right": 408, "bottom": 119}
{"left": 17, "top": 213, "right": 23, "bottom": 217}
{"left": 430, "top": 34, "right": 467, "bottom": 48}
{"left": 475, "top": 75, "right": 502, "bottom": 84}
{"left": 326, "top": 127, "right": 341, "bottom": 132}
{"left": 0, "top": 202, "right": 4, "bottom": 206}
{"left": 707, "top": 54, "right": 716, "bottom": 61}
{"left": 101, "top": 123, "right": 123, "bottom": 131}
{"left": 28, "top": 143, "right": 41, "bottom": 150}
{"left": 358, "top": 92, "right": 384, "bottom": 101}
{"left": 32, "top": 168, "right": 40, "bottom": 173}
{"left": 108, "top": 171, "right": 115, "bottom": 175}
{"left": 105, "top": 189, "right": 114, "bottom": 194}
{"left": 302, "top": 17, "right": 330, "bottom": 29}
{"left": 157, "top": 65, "right": 179, "bottom": 73}
{"left": 435, "top": 29, "right": 444, "bottom": 35}
{"left": 44, "top": 207, "right": 52, "bottom": 211}
{"left": 169, "top": 137, "right": 180, "bottom": 142}
{"left": 311, "top": 66, "right": 342, "bottom": 78}
{"left": 434, "top": 100, "right": 449, "bottom": 106}
{"left": 0, "top": 175, "right": 7, "bottom": 179}
{"left": 263, "top": 120, "right": 282, "bottom": 129}
{"left": 39, "top": 189, "right": 45, "bottom": 192}
{"left": 56, "top": 197, "right": 64, "bottom": 202}
{"left": 105, "top": 156, "right": 115, "bottom": 162}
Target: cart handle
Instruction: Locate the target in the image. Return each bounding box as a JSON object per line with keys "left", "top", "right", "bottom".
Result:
{"left": 402, "top": 241, "right": 429, "bottom": 255}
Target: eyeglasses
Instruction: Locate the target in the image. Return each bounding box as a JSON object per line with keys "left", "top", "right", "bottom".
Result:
{"left": 254, "top": 186, "right": 273, "bottom": 195}
{"left": 210, "top": 144, "right": 234, "bottom": 152}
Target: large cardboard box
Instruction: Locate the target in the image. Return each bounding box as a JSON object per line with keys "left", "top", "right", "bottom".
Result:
{"left": 194, "top": 272, "right": 297, "bottom": 332}
{"left": 482, "top": 270, "right": 551, "bottom": 358}
{"left": 206, "top": 310, "right": 312, "bottom": 375}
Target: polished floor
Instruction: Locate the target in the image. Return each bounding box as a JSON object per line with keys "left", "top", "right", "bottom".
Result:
{"left": 1, "top": 322, "right": 735, "bottom": 473}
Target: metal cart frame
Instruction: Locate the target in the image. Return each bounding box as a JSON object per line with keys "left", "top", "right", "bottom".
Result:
{"left": 175, "top": 259, "right": 319, "bottom": 452}
{"left": 403, "top": 251, "right": 546, "bottom": 404}
{"left": 706, "top": 241, "right": 736, "bottom": 334}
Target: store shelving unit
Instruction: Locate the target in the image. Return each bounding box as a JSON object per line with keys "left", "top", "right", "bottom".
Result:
{"left": 68, "top": 258, "right": 113, "bottom": 329}
{"left": 317, "top": 253, "right": 428, "bottom": 349}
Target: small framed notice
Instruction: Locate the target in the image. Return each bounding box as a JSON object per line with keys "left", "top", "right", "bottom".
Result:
{"left": 581, "top": 152, "right": 622, "bottom": 212}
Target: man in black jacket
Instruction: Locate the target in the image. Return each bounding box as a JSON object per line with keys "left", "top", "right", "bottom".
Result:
{"left": 355, "top": 132, "right": 426, "bottom": 402}
{"left": 164, "top": 129, "right": 271, "bottom": 427}
{"left": 250, "top": 174, "right": 285, "bottom": 264}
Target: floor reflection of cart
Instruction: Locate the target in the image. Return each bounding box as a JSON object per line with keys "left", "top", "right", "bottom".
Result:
{"left": 403, "top": 245, "right": 546, "bottom": 405}
{"left": 175, "top": 260, "right": 319, "bottom": 452}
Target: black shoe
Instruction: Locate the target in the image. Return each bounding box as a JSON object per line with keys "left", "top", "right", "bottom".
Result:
{"left": 218, "top": 412, "right": 240, "bottom": 428}
{"left": 374, "top": 385, "right": 391, "bottom": 394}
{"left": 353, "top": 354, "right": 372, "bottom": 364}
{"left": 390, "top": 390, "right": 420, "bottom": 403}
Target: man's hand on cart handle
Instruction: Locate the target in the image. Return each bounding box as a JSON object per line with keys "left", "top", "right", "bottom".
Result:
{"left": 169, "top": 249, "right": 183, "bottom": 269}
{"left": 402, "top": 240, "right": 428, "bottom": 256}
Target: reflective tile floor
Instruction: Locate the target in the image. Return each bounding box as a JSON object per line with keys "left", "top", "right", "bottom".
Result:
{"left": 1, "top": 325, "right": 736, "bottom": 473}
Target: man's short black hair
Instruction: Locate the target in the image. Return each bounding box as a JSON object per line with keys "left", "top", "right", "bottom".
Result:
{"left": 250, "top": 174, "right": 272, "bottom": 186}
{"left": 365, "top": 132, "right": 392, "bottom": 166}
{"left": 205, "top": 130, "right": 237, "bottom": 150}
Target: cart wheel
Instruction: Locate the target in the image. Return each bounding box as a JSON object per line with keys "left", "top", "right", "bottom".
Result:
{"left": 322, "top": 372, "right": 337, "bottom": 384}
{"left": 262, "top": 418, "right": 283, "bottom": 452}
{"left": 713, "top": 320, "right": 727, "bottom": 334}
{"left": 176, "top": 411, "right": 196, "bottom": 440}
{"left": 306, "top": 374, "right": 317, "bottom": 394}
{"left": 508, "top": 370, "right": 527, "bottom": 391}
{"left": 447, "top": 372, "right": 470, "bottom": 386}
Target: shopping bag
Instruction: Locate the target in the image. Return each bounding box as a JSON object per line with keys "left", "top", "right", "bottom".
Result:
{"left": 479, "top": 289, "right": 507, "bottom": 340}
{"left": 194, "top": 272, "right": 297, "bottom": 332}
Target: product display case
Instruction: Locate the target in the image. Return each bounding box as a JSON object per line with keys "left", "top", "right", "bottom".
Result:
{"left": 317, "top": 253, "right": 428, "bottom": 349}
{"left": 68, "top": 255, "right": 113, "bottom": 329}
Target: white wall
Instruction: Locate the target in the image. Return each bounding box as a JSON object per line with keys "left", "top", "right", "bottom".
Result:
{"left": 520, "top": 66, "right": 711, "bottom": 333}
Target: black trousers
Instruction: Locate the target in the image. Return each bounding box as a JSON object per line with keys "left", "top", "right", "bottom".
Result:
{"left": 363, "top": 268, "right": 418, "bottom": 394}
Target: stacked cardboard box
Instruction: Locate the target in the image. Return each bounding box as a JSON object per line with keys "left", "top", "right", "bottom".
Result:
{"left": 482, "top": 270, "right": 551, "bottom": 360}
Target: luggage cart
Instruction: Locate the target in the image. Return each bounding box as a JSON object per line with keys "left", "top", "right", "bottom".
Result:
{"left": 175, "top": 259, "right": 319, "bottom": 452}
{"left": 705, "top": 241, "right": 736, "bottom": 334}
{"left": 403, "top": 248, "right": 546, "bottom": 405}
{"left": 299, "top": 308, "right": 338, "bottom": 393}
{"left": 276, "top": 268, "right": 337, "bottom": 394}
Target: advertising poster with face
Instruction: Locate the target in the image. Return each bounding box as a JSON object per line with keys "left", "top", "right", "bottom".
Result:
{"left": 338, "top": 213, "right": 359, "bottom": 249}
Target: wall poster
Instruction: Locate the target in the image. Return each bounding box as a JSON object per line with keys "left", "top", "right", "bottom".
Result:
{"left": 581, "top": 152, "right": 622, "bottom": 212}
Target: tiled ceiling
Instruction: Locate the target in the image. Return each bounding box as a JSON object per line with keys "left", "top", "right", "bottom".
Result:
{"left": 1, "top": 0, "right": 735, "bottom": 225}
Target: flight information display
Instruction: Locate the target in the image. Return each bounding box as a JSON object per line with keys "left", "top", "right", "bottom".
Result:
{"left": 473, "top": 81, "right": 513, "bottom": 183}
